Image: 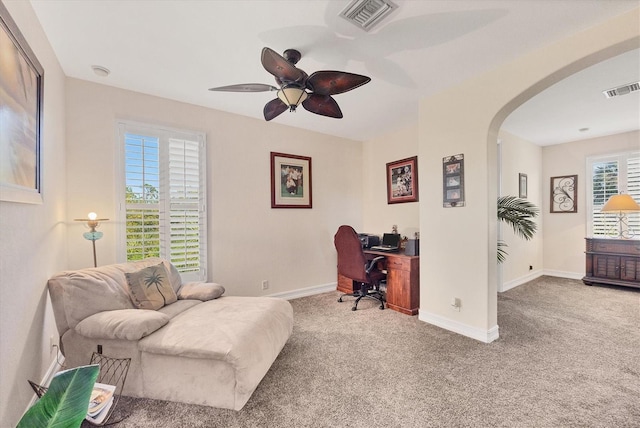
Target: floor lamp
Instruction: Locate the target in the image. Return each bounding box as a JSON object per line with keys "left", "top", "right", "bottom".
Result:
{"left": 74, "top": 212, "right": 108, "bottom": 267}
{"left": 601, "top": 194, "right": 640, "bottom": 239}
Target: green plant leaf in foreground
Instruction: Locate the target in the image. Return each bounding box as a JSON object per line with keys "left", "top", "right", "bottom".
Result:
{"left": 497, "top": 196, "right": 539, "bottom": 263}
{"left": 18, "top": 364, "right": 99, "bottom": 428}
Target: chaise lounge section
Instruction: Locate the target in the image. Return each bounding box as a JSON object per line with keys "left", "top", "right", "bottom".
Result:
{"left": 47, "top": 258, "right": 293, "bottom": 410}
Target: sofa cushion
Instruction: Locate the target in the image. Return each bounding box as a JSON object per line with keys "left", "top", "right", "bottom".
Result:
{"left": 75, "top": 309, "right": 170, "bottom": 341}
{"left": 48, "top": 267, "right": 137, "bottom": 331}
{"left": 157, "top": 300, "right": 201, "bottom": 319}
{"left": 126, "top": 263, "right": 178, "bottom": 310}
{"left": 138, "top": 296, "right": 293, "bottom": 361}
{"left": 178, "top": 282, "right": 225, "bottom": 301}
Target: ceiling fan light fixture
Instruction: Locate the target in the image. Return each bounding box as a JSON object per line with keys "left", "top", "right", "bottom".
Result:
{"left": 277, "top": 87, "right": 308, "bottom": 111}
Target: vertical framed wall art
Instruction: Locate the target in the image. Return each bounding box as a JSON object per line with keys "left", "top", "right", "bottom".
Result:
{"left": 386, "top": 156, "right": 418, "bottom": 204}
{"left": 443, "top": 154, "right": 465, "bottom": 207}
{"left": 0, "top": 2, "right": 44, "bottom": 204}
{"left": 271, "top": 152, "right": 312, "bottom": 208}
{"left": 519, "top": 173, "right": 528, "bottom": 199}
{"left": 550, "top": 174, "right": 577, "bottom": 213}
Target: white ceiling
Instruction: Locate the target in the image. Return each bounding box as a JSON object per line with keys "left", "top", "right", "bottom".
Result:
{"left": 29, "top": 0, "right": 640, "bottom": 144}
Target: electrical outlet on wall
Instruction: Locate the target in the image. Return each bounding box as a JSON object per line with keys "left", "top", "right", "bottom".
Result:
{"left": 450, "top": 297, "right": 461, "bottom": 312}
{"left": 49, "top": 336, "right": 57, "bottom": 355}
{"left": 261, "top": 280, "right": 269, "bottom": 290}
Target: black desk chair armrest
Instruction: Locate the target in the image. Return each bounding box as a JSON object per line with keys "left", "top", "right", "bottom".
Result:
{"left": 365, "top": 256, "right": 385, "bottom": 274}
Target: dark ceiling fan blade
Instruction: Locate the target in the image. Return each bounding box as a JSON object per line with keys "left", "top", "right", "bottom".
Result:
{"left": 209, "top": 83, "right": 278, "bottom": 92}
{"left": 302, "top": 94, "right": 343, "bottom": 119}
{"left": 264, "top": 98, "right": 288, "bottom": 121}
{"left": 261, "top": 47, "right": 304, "bottom": 83}
{"left": 306, "top": 71, "right": 371, "bottom": 96}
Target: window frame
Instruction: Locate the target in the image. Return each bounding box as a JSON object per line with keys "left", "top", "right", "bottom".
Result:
{"left": 116, "top": 120, "right": 207, "bottom": 282}
{"left": 586, "top": 150, "right": 640, "bottom": 238}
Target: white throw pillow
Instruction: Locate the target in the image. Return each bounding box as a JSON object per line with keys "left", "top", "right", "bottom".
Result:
{"left": 178, "top": 282, "right": 225, "bottom": 301}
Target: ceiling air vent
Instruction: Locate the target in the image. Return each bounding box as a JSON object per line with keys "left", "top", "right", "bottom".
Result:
{"left": 339, "top": 0, "right": 398, "bottom": 32}
{"left": 602, "top": 81, "right": 640, "bottom": 98}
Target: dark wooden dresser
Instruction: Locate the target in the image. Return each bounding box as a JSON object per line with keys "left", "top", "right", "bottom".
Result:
{"left": 583, "top": 238, "right": 640, "bottom": 289}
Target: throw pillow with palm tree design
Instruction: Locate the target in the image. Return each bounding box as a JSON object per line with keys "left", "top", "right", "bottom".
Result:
{"left": 126, "top": 263, "right": 177, "bottom": 310}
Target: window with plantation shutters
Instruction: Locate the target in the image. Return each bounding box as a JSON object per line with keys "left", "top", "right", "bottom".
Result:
{"left": 587, "top": 151, "right": 640, "bottom": 238}
{"left": 118, "top": 122, "right": 207, "bottom": 282}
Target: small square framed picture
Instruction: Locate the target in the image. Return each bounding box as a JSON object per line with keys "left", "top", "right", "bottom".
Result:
{"left": 519, "top": 173, "right": 527, "bottom": 199}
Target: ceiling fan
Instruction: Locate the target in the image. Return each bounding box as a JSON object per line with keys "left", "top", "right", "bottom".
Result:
{"left": 209, "top": 47, "right": 371, "bottom": 121}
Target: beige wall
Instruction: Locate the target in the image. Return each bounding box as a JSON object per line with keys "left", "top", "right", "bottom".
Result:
{"left": 0, "top": 2, "right": 67, "bottom": 426}
{"left": 1, "top": 2, "right": 638, "bottom": 425}
{"left": 418, "top": 8, "right": 639, "bottom": 342}
{"left": 499, "top": 130, "right": 544, "bottom": 289}
{"left": 542, "top": 130, "right": 639, "bottom": 278}
{"left": 362, "top": 123, "right": 420, "bottom": 238}
{"left": 65, "top": 79, "right": 363, "bottom": 296}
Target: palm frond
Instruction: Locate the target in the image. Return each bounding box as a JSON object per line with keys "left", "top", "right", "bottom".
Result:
{"left": 498, "top": 196, "right": 539, "bottom": 241}
{"left": 497, "top": 241, "right": 508, "bottom": 263}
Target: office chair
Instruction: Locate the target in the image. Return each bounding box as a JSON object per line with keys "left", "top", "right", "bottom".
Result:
{"left": 334, "top": 225, "right": 386, "bottom": 311}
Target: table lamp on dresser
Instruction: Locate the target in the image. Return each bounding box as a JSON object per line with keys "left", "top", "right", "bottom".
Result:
{"left": 601, "top": 194, "right": 640, "bottom": 239}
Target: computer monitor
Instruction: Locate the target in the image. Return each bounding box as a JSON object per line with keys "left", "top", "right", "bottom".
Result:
{"left": 381, "top": 233, "right": 400, "bottom": 247}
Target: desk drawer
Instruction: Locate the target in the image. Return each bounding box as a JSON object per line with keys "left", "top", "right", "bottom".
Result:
{"left": 386, "top": 257, "right": 411, "bottom": 271}
{"left": 590, "top": 240, "right": 640, "bottom": 255}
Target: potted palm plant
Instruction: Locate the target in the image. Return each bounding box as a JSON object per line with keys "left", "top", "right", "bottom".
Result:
{"left": 497, "top": 196, "right": 539, "bottom": 262}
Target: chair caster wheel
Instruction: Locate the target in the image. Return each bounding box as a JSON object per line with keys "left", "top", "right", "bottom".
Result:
{"left": 352, "top": 307, "right": 357, "bottom": 311}
{"left": 338, "top": 298, "right": 343, "bottom": 302}
{"left": 379, "top": 305, "right": 384, "bottom": 310}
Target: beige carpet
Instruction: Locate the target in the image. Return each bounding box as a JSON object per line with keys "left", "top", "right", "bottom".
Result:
{"left": 99, "top": 276, "right": 640, "bottom": 427}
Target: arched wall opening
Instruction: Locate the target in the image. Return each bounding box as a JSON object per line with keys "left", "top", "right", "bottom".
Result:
{"left": 417, "top": 8, "right": 639, "bottom": 343}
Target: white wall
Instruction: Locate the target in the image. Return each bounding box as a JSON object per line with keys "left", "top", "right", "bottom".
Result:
{"left": 499, "top": 130, "right": 544, "bottom": 290}
{"left": 542, "top": 130, "right": 639, "bottom": 278}
{"left": 0, "top": 2, "right": 67, "bottom": 426}
{"left": 362, "top": 123, "right": 419, "bottom": 238}
{"left": 418, "top": 8, "right": 639, "bottom": 342}
{"left": 65, "top": 79, "right": 363, "bottom": 296}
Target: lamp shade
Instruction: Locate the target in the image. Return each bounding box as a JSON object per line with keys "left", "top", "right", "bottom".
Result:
{"left": 277, "top": 87, "right": 308, "bottom": 108}
{"left": 601, "top": 194, "right": 640, "bottom": 212}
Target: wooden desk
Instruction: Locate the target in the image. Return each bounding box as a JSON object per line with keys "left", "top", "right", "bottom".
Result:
{"left": 336, "top": 249, "right": 420, "bottom": 315}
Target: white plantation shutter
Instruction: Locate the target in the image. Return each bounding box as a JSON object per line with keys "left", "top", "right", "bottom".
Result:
{"left": 167, "top": 138, "right": 203, "bottom": 274}
{"left": 626, "top": 154, "right": 640, "bottom": 234}
{"left": 118, "top": 122, "right": 207, "bottom": 281}
{"left": 588, "top": 151, "right": 640, "bottom": 238}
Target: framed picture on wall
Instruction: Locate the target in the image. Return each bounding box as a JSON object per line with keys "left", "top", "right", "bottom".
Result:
{"left": 0, "top": 2, "right": 44, "bottom": 204}
{"left": 386, "top": 156, "right": 418, "bottom": 204}
{"left": 443, "top": 154, "right": 465, "bottom": 207}
{"left": 550, "top": 174, "right": 577, "bottom": 213}
{"left": 519, "top": 173, "right": 528, "bottom": 199}
{"left": 271, "top": 152, "right": 312, "bottom": 208}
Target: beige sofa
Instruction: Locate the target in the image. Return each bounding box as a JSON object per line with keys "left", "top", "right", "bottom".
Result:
{"left": 47, "top": 258, "right": 293, "bottom": 410}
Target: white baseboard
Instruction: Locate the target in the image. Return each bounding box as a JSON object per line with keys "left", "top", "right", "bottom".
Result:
{"left": 500, "top": 269, "right": 543, "bottom": 292}
{"left": 24, "top": 351, "right": 65, "bottom": 410}
{"left": 542, "top": 269, "right": 584, "bottom": 280}
{"left": 419, "top": 311, "right": 499, "bottom": 343}
{"left": 267, "top": 282, "right": 336, "bottom": 300}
